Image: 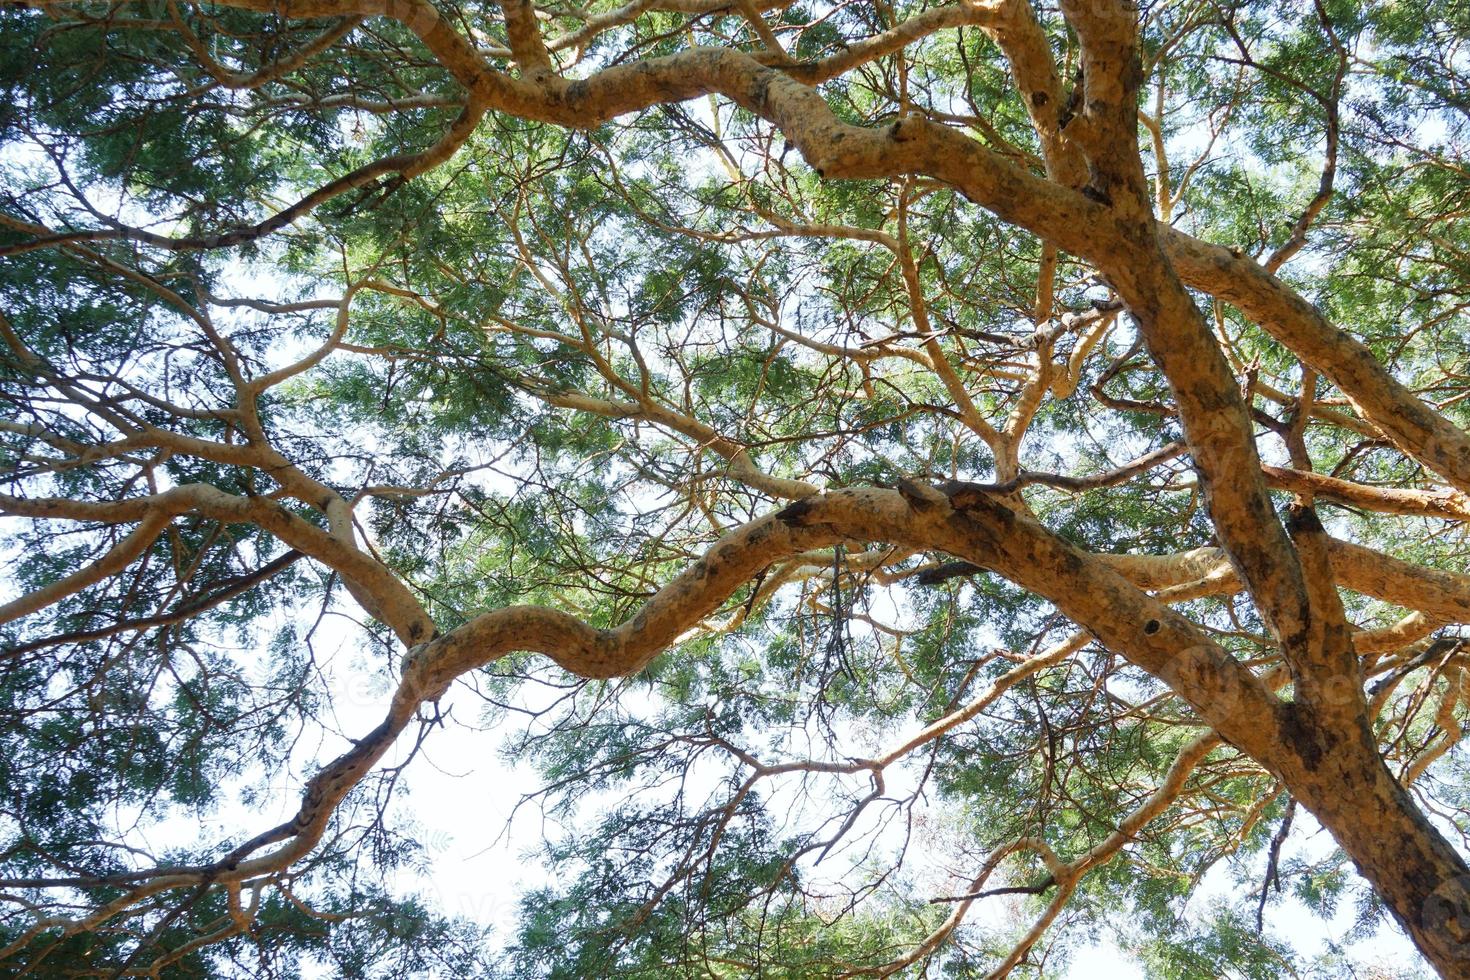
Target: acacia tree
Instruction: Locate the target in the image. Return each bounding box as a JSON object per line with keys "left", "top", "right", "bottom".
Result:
{"left": 2, "top": 0, "right": 1469, "bottom": 973}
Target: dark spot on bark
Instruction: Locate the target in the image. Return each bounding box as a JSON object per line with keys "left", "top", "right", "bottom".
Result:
{"left": 1279, "top": 703, "right": 1331, "bottom": 772}
{"left": 1144, "top": 619, "right": 1160, "bottom": 635}
{"left": 914, "top": 561, "right": 985, "bottom": 586}
{"left": 1031, "top": 91, "right": 1049, "bottom": 107}
{"left": 1082, "top": 184, "right": 1113, "bottom": 207}
{"left": 896, "top": 478, "right": 936, "bottom": 510}
{"left": 1125, "top": 53, "right": 1146, "bottom": 91}
{"left": 939, "top": 481, "right": 1006, "bottom": 514}
{"left": 1285, "top": 502, "right": 1325, "bottom": 536}
{"left": 1280, "top": 624, "right": 1311, "bottom": 660}
{"left": 750, "top": 70, "right": 774, "bottom": 111}
{"left": 776, "top": 498, "right": 816, "bottom": 525}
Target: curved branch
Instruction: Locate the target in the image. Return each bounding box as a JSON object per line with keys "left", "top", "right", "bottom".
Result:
{"left": 0, "top": 512, "right": 170, "bottom": 626}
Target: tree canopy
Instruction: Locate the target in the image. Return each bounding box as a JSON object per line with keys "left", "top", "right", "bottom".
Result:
{"left": 2, "top": 0, "right": 1470, "bottom": 974}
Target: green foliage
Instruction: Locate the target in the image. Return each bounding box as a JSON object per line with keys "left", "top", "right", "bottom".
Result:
{"left": 1, "top": 0, "right": 1468, "bottom": 974}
